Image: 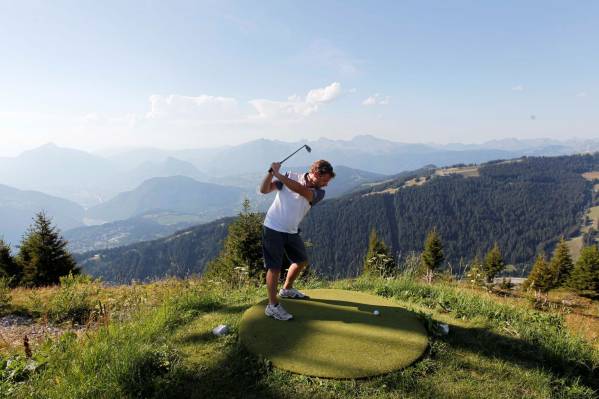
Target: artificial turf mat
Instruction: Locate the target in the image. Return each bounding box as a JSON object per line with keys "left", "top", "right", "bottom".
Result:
{"left": 239, "top": 289, "right": 429, "bottom": 378}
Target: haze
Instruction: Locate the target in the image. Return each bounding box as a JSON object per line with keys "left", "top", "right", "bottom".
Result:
{"left": 1, "top": 1, "right": 598, "bottom": 157}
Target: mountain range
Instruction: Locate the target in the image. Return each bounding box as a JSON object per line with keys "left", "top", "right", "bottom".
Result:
{"left": 75, "top": 153, "right": 599, "bottom": 283}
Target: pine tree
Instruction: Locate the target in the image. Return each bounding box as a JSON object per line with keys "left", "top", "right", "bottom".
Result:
{"left": 17, "top": 211, "right": 79, "bottom": 287}
{"left": 362, "top": 228, "right": 394, "bottom": 276}
{"left": 567, "top": 245, "right": 599, "bottom": 298}
{"left": 421, "top": 228, "right": 444, "bottom": 283}
{"left": 204, "top": 199, "right": 264, "bottom": 285}
{"left": 550, "top": 237, "right": 574, "bottom": 287}
{"left": 465, "top": 255, "right": 485, "bottom": 287}
{"left": 523, "top": 254, "right": 554, "bottom": 292}
{"left": 0, "top": 238, "right": 20, "bottom": 285}
{"left": 482, "top": 242, "right": 505, "bottom": 283}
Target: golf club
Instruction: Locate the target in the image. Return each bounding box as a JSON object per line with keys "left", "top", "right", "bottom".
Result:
{"left": 268, "top": 144, "right": 312, "bottom": 173}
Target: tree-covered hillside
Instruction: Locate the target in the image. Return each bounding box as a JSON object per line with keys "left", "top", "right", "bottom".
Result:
{"left": 77, "top": 154, "right": 599, "bottom": 283}
{"left": 302, "top": 155, "right": 597, "bottom": 277}
{"left": 76, "top": 217, "right": 234, "bottom": 282}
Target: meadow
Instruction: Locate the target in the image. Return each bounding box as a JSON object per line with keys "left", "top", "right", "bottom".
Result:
{"left": 1, "top": 273, "right": 598, "bottom": 398}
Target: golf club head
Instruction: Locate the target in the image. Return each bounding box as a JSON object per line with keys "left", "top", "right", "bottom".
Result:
{"left": 305, "top": 145, "right": 312, "bottom": 153}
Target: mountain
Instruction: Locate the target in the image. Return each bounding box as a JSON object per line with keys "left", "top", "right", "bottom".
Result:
{"left": 0, "top": 184, "right": 85, "bottom": 248}
{"left": 96, "top": 136, "right": 599, "bottom": 177}
{"left": 216, "top": 165, "right": 386, "bottom": 199}
{"left": 64, "top": 210, "right": 207, "bottom": 253}
{"left": 76, "top": 153, "right": 599, "bottom": 283}
{"left": 65, "top": 165, "right": 384, "bottom": 253}
{"left": 0, "top": 143, "right": 122, "bottom": 207}
{"left": 85, "top": 176, "right": 246, "bottom": 223}
{"left": 76, "top": 217, "right": 234, "bottom": 282}
{"left": 121, "top": 157, "right": 208, "bottom": 189}
{"left": 8, "top": 137, "right": 599, "bottom": 210}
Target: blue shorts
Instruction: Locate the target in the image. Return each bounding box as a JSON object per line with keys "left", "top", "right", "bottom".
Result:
{"left": 262, "top": 226, "right": 308, "bottom": 270}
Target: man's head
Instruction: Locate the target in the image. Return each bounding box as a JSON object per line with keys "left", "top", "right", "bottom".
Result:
{"left": 308, "top": 160, "right": 335, "bottom": 188}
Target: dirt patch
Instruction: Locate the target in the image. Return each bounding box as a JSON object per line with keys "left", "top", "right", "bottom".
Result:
{"left": 435, "top": 166, "right": 480, "bottom": 177}
{"left": 0, "top": 315, "right": 85, "bottom": 352}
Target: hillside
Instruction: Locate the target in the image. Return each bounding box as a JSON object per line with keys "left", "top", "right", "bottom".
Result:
{"left": 85, "top": 176, "right": 245, "bottom": 223}
{"left": 2, "top": 275, "right": 598, "bottom": 398}
{"left": 77, "top": 154, "right": 599, "bottom": 283}
{"left": 64, "top": 211, "right": 208, "bottom": 253}
{"left": 65, "top": 165, "right": 382, "bottom": 253}
{"left": 0, "top": 184, "right": 84, "bottom": 248}
{"left": 75, "top": 217, "right": 234, "bottom": 282}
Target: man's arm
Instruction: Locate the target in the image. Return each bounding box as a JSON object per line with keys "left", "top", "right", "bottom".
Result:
{"left": 259, "top": 171, "right": 277, "bottom": 194}
{"left": 272, "top": 164, "right": 314, "bottom": 202}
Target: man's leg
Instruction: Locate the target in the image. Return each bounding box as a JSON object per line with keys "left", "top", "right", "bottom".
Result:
{"left": 266, "top": 268, "right": 281, "bottom": 305}
{"left": 283, "top": 260, "right": 308, "bottom": 290}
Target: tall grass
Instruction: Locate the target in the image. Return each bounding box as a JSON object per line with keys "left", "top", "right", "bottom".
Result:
{"left": 337, "top": 276, "right": 599, "bottom": 388}
{"left": 13, "top": 282, "right": 223, "bottom": 399}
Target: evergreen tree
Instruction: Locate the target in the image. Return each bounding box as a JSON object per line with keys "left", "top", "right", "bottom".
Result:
{"left": 421, "top": 228, "right": 444, "bottom": 283}
{"left": 550, "top": 237, "right": 574, "bottom": 287}
{"left": 465, "top": 255, "right": 485, "bottom": 287}
{"left": 0, "top": 238, "right": 20, "bottom": 285}
{"left": 482, "top": 242, "right": 505, "bottom": 283}
{"left": 523, "top": 254, "right": 554, "bottom": 292}
{"left": 567, "top": 245, "right": 599, "bottom": 298}
{"left": 204, "top": 199, "right": 264, "bottom": 285}
{"left": 17, "top": 211, "right": 79, "bottom": 287}
{"left": 362, "top": 228, "right": 394, "bottom": 276}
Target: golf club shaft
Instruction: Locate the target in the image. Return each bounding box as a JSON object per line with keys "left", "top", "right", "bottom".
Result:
{"left": 268, "top": 145, "right": 306, "bottom": 173}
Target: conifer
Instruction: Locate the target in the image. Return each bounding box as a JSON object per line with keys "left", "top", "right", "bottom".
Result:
{"left": 482, "top": 242, "right": 505, "bottom": 283}
{"left": 17, "top": 211, "right": 79, "bottom": 286}
{"left": 0, "top": 238, "right": 20, "bottom": 285}
{"left": 421, "top": 228, "right": 444, "bottom": 283}
{"left": 523, "top": 254, "right": 554, "bottom": 292}
{"left": 567, "top": 245, "right": 599, "bottom": 298}
{"left": 550, "top": 237, "right": 574, "bottom": 287}
{"left": 363, "top": 228, "right": 393, "bottom": 276}
{"left": 204, "top": 199, "right": 264, "bottom": 284}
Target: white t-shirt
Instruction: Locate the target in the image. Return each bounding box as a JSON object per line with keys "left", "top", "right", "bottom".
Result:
{"left": 263, "top": 172, "right": 326, "bottom": 234}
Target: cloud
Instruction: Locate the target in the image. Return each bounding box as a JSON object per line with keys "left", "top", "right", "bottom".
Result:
{"left": 145, "top": 94, "right": 240, "bottom": 121}
{"left": 306, "top": 82, "right": 342, "bottom": 103}
{"left": 250, "top": 82, "right": 342, "bottom": 120}
{"left": 576, "top": 92, "right": 587, "bottom": 97}
{"left": 362, "top": 93, "right": 390, "bottom": 106}
{"left": 512, "top": 85, "right": 524, "bottom": 91}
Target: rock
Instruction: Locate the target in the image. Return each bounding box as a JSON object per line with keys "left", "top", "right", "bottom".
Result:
{"left": 212, "top": 324, "right": 230, "bottom": 336}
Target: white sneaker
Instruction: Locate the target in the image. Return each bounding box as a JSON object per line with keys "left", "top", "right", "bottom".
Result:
{"left": 265, "top": 303, "right": 293, "bottom": 321}
{"left": 279, "top": 287, "right": 309, "bottom": 299}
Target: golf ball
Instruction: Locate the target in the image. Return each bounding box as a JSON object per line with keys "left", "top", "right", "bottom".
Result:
{"left": 373, "top": 310, "right": 380, "bottom": 316}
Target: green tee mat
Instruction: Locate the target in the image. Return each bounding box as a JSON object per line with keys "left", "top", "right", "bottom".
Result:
{"left": 239, "top": 289, "right": 429, "bottom": 378}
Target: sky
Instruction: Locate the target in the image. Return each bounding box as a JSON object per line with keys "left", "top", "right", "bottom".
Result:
{"left": 1, "top": 0, "right": 598, "bottom": 157}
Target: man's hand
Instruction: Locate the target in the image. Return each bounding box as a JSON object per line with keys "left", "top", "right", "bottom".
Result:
{"left": 270, "top": 162, "right": 282, "bottom": 176}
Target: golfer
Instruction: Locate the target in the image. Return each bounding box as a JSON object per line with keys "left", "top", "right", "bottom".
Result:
{"left": 259, "top": 159, "right": 335, "bottom": 320}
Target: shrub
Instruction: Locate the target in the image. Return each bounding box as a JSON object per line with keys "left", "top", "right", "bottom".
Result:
{"left": 0, "top": 277, "right": 12, "bottom": 312}
{"left": 47, "top": 274, "right": 99, "bottom": 324}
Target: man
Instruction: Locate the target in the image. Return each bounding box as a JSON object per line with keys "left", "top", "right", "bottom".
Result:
{"left": 259, "top": 159, "right": 335, "bottom": 320}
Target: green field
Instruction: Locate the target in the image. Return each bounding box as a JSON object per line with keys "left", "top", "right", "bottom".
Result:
{"left": 3, "top": 276, "right": 598, "bottom": 399}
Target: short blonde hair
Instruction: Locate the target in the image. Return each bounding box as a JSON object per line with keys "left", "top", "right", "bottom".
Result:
{"left": 310, "top": 160, "right": 335, "bottom": 178}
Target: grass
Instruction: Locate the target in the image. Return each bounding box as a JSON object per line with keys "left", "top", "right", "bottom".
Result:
{"left": 2, "top": 276, "right": 598, "bottom": 398}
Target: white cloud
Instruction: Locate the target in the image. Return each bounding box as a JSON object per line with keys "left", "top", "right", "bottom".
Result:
{"left": 362, "top": 93, "right": 390, "bottom": 106}
{"left": 306, "top": 82, "right": 342, "bottom": 103}
{"left": 576, "top": 92, "right": 587, "bottom": 97}
{"left": 362, "top": 96, "right": 377, "bottom": 106}
{"left": 512, "top": 85, "right": 524, "bottom": 91}
{"left": 250, "top": 82, "right": 342, "bottom": 120}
